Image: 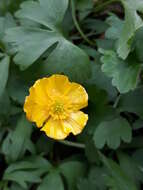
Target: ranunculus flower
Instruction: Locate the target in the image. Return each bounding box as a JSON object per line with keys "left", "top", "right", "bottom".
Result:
{"left": 24, "top": 74, "right": 88, "bottom": 140}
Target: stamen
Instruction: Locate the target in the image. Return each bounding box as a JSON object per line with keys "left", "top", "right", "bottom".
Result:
{"left": 53, "top": 102, "right": 64, "bottom": 114}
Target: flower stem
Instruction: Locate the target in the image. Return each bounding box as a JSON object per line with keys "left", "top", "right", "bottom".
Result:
{"left": 94, "top": 0, "right": 120, "bottom": 13}
{"left": 58, "top": 140, "right": 85, "bottom": 149}
{"left": 71, "top": 0, "right": 95, "bottom": 46}
{"left": 113, "top": 94, "right": 121, "bottom": 108}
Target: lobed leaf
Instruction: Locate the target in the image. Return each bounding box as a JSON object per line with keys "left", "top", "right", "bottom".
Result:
{"left": 94, "top": 117, "right": 132, "bottom": 149}
{"left": 100, "top": 153, "right": 138, "bottom": 190}
{"left": 117, "top": 0, "right": 143, "bottom": 59}
{"left": 100, "top": 49, "right": 141, "bottom": 93}
{"left": 5, "top": 0, "right": 91, "bottom": 82}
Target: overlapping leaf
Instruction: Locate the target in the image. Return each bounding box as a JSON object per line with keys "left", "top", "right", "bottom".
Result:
{"left": 78, "top": 167, "right": 107, "bottom": 190}
{"left": 105, "top": 14, "right": 124, "bottom": 40}
{"left": 3, "top": 156, "right": 52, "bottom": 189}
{"left": 59, "top": 161, "right": 86, "bottom": 190}
{"left": 118, "top": 152, "right": 143, "bottom": 187}
{"left": 5, "top": 0, "right": 91, "bottom": 82}
{"left": 117, "top": 0, "right": 143, "bottom": 59}
{"left": 100, "top": 49, "right": 141, "bottom": 93}
{"left": 118, "top": 87, "right": 143, "bottom": 119}
{"left": 0, "top": 14, "right": 16, "bottom": 41}
{"left": 0, "top": 14, "right": 16, "bottom": 100}
{"left": 2, "top": 115, "right": 35, "bottom": 163}
{"left": 94, "top": 117, "right": 132, "bottom": 149}
{"left": 100, "top": 153, "right": 138, "bottom": 190}
{"left": 38, "top": 172, "right": 64, "bottom": 190}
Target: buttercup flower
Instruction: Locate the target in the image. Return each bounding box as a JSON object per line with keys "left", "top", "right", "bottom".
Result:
{"left": 24, "top": 74, "right": 88, "bottom": 140}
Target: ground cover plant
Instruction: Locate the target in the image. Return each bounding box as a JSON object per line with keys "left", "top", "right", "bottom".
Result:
{"left": 0, "top": 0, "right": 143, "bottom": 189}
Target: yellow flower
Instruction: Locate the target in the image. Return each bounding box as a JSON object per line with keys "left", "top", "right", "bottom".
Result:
{"left": 24, "top": 74, "right": 88, "bottom": 140}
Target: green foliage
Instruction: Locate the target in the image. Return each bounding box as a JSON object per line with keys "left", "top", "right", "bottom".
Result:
{"left": 94, "top": 117, "right": 132, "bottom": 149}
{"left": 118, "top": 87, "right": 143, "bottom": 118}
{"left": 117, "top": 0, "right": 143, "bottom": 59}
{"left": 3, "top": 156, "right": 52, "bottom": 188}
{"left": 59, "top": 161, "right": 86, "bottom": 190}
{"left": 100, "top": 153, "right": 138, "bottom": 190}
{"left": 5, "top": 0, "right": 91, "bottom": 82}
{"left": 37, "top": 171, "right": 64, "bottom": 190}
{"left": 2, "top": 115, "right": 35, "bottom": 163}
{"left": 100, "top": 49, "right": 141, "bottom": 93}
{"left": 1, "top": 0, "right": 143, "bottom": 189}
{"left": 0, "top": 55, "right": 9, "bottom": 98}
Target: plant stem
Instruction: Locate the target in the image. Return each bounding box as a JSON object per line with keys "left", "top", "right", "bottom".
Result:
{"left": 94, "top": 0, "right": 120, "bottom": 13}
{"left": 71, "top": 0, "right": 95, "bottom": 46}
{"left": 113, "top": 94, "right": 121, "bottom": 108}
{"left": 58, "top": 140, "right": 85, "bottom": 149}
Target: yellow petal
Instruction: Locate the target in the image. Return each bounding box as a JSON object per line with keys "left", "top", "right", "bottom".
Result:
{"left": 66, "top": 82, "right": 88, "bottom": 110}
{"left": 32, "top": 78, "right": 51, "bottom": 106}
{"left": 24, "top": 96, "right": 49, "bottom": 127}
{"left": 62, "top": 111, "right": 88, "bottom": 135}
{"left": 47, "top": 74, "right": 70, "bottom": 96}
{"left": 41, "top": 117, "right": 68, "bottom": 140}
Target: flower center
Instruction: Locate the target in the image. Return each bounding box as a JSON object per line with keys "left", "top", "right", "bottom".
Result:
{"left": 49, "top": 97, "right": 72, "bottom": 120}
{"left": 53, "top": 102, "right": 64, "bottom": 114}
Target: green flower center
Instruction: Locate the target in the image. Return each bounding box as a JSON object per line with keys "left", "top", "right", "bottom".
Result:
{"left": 53, "top": 102, "right": 64, "bottom": 114}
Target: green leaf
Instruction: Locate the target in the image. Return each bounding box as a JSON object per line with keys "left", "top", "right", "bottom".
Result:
{"left": 0, "top": 14, "right": 16, "bottom": 40}
{"left": 105, "top": 14, "right": 124, "bottom": 40}
{"left": 87, "top": 167, "right": 107, "bottom": 190}
{"left": 0, "top": 55, "right": 10, "bottom": 99}
{"left": 100, "top": 153, "right": 138, "bottom": 190}
{"left": 94, "top": 117, "right": 132, "bottom": 149}
{"left": 86, "top": 105, "right": 116, "bottom": 134}
{"left": 11, "top": 183, "right": 26, "bottom": 190}
{"left": 5, "top": 0, "right": 91, "bottom": 82}
{"left": 16, "top": 0, "right": 68, "bottom": 30}
{"left": 4, "top": 171, "right": 41, "bottom": 188}
{"left": 59, "top": 161, "right": 86, "bottom": 190}
{"left": 76, "top": 0, "right": 94, "bottom": 20}
{"left": 3, "top": 156, "right": 52, "bottom": 189}
{"left": 117, "top": 0, "right": 143, "bottom": 59}
{"left": 117, "top": 152, "right": 143, "bottom": 187}
{"left": 78, "top": 178, "right": 97, "bottom": 190}
{"left": 134, "top": 27, "right": 143, "bottom": 62}
{"left": 5, "top": 156, "right": 51, "bottom": 174}
{"left": 87, "top": 61, "right": 117, "bottom": 100}
{"left": 7, "top": 72, "right": 29, "bottom": 105}
{"left": 2, "top": 114, "right": 34, "bottom": 162}
{"left": 38, "top": 171, "right": 64, "bottom": 190}
{"left": 97, "top": 39, "right": 115, "bottom": 50}
{"left": 118, "top": 87, "right": 143, "bottom": 119}
{"left": 100, "top": 49, "right": 141, "bottom": 93}
{"left": 83, "top": 19, "right": 108, "bottom": 35}
{"left": 77, "top": 0, "right": 93, "bottom": 11}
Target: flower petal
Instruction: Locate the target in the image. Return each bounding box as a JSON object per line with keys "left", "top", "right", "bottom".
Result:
{"left": 47, "top": 74, "right": 70, "bottom": 96}
{"left": 62, "top": 111, "right": 88, "bottom": 135}
{"left": 24, "top": 96, "right": 49, "bottom": 127}
{"left": 32, "top": 78, "right": 51, "bottom": 106}
{"left": 41, "top": 117, "right": 68, "bottom": 140}
{"left": 66, "top": 82, "right": 88, "bottom": 110}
